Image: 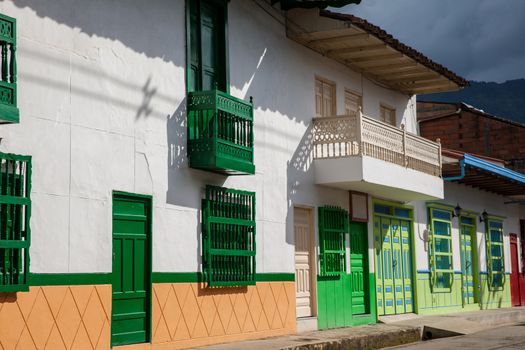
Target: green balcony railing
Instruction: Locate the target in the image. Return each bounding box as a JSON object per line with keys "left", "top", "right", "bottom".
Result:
{"left": 187, "top": 89, "right": 255, "bottom": 175}
{"left": 0, "top": 13, "right": 18, "bottom": 124}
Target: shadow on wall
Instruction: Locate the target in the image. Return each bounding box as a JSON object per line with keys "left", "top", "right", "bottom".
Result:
{"left": 285, "top": 123, "right": 314, "bottom": 245}
{"left": 166, "top": 97, "right": 227, "bottom": 210}
{"left": 11, "top": 0, "right": 183, "bottom": 63}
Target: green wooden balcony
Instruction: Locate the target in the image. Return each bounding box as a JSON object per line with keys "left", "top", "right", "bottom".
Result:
{"left": 0, "top": 14, "right": 18, "bottom": 124}
{"left": 187, "top": 89, "right": 255, "bottom": 175}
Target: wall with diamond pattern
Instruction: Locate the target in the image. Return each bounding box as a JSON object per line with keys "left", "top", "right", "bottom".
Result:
{"left": 150, "top": 282, "right": 296, "bottom": 349}
{"left": 0, "top": 285, "right": 111, "bottom": 350}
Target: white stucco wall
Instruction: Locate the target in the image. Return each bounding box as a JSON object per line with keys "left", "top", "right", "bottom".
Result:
{"left": 411, "top": 182, "right": 522, "bottom": 274}
{"left": 0, "top": 0, "right": 418, "bottom": 274}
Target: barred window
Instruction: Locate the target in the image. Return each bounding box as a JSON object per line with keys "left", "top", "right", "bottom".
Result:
{"left": 0, "top": 152, "right": 31, "bottom": 291}
{"left": 318, "top": 206, "right": 348, "bottom": 276}
{"left": 202, "top": 185, "right": 255, "bottom": 286}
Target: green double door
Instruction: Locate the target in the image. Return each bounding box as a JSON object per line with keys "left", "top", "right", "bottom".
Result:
{"left": 374, "top": 216, "right": 413, "bottom": 315}
{"left": 111, "top": 193, "right": 152, "bottom": 347}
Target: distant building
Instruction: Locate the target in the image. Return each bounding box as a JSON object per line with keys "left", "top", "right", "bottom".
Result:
{"left": 417, "top": 101, "right": 525, "bottom": 173}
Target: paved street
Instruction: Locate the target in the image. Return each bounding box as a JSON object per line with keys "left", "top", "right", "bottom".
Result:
{"left": 386, "top": 323, "right": 525, "bottom": 349}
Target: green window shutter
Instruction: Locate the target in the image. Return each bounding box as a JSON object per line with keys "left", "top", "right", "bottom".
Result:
{"left": 318, "top": 206, "right": 348, "bottom": 276}
{"left": 187, "top": 0, "right": 227, "bottom": 93}
{"left": 0, "top": 152, "right": 31, "bottom": 292}
{"left": 0, "top": 13, "right": 18, "bottom": 124}
{"left": 202, "top": 185, "right": 256, "bottom": 287}
{"left": 428, "top": 208, "right": 454, "bottom": 292}
{"left": 486, "top": 219, "right": 505, "bottom": 291}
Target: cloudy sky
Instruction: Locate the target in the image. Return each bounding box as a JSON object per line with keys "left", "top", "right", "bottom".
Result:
{"left": 340, "top": 0, "right": 525, "bottom": 82}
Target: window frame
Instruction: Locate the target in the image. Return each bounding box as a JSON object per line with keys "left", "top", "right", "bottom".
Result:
{"left": 0, "top": 152, "right": 31, "bottom": 292}
{"left": 379, "top": 103, "right": 396, "bottom": 126}
{"left": 428, "top": 206, "right": 454, "bottom": 293}
{"left": 486, "top": 218, "right": 505, "bottom": 291}
{"left": 0, "top": 12, "right": 19, "bottom": 124}
{"left": 315, "top": 76, "right": 336, "bottom": 118}
{"left": 201, "top": 185, "right": 256, "bottom": 287}
{"left": 185, "top": 0, "right": 229, "bottom": 94}
{"left": 344, "top": 88, "right": 362, "bottom": 116}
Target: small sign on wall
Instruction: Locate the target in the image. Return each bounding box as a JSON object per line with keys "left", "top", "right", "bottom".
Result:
{"left": 350, "top": 191, "right": 368, "bottom": 222}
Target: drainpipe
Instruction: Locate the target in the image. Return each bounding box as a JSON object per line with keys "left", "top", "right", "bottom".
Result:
{"left": 443, "top": 159, "right": 466, "bottom": 181}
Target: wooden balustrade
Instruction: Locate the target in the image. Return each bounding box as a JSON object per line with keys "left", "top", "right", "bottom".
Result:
{"left": 312, "top": 111, "right": 442, "bottom": 176}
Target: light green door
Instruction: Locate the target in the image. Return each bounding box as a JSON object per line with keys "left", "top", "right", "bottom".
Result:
{"left": 111, "top": 193, "right": 152, "bottom": 347}
{"left": 350, "top": 222, "right": 368, "bottom": 315}
{"left": 460, "top": 218, "right": 477, "bottom": 305}
{"left": 374, "top": 215, "right": 413, "bottom": 316}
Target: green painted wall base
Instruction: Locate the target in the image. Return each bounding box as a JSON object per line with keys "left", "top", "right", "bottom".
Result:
{"left": 317, "top": 273, "right": 377, "bottom": 329}
{"left": 415, "top": 272, "right": 511, "bottom": 315}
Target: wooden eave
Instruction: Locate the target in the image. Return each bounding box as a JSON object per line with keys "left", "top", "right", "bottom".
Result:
{"left": 286, "top": 10, "right": 467, "bottom": 95}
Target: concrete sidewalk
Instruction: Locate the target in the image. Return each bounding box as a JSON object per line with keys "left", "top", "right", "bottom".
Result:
{"left": 189, "top": 307, "right": 525, "bottom": 350}
{"left": 188, "top": 323, "right": 420, "bottom": 350}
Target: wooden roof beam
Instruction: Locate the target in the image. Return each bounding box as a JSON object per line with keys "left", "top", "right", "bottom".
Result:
{"left": 367, "top": 63, "right": 420, "bottom": 75}
{"left": 382, "top": 72, "right": 439, "bottom": 82}
{"left": 327, "top": 43, "right": 387, "bottom": 55}
{"left": 394, "top": 79, "right": 451, "bottom": 89}
{"left": 308, "top": 32, "right": 370, "bottom": 46}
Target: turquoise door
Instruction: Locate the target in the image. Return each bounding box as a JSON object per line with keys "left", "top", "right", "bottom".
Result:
{"left": 111, "top": 193, "right": 152, "bottom": 347}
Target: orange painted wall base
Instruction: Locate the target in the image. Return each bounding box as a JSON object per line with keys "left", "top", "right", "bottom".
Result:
{"left": 0, "top": 285, "right": 111, "bottom": 350}
{"left": 0, "top": 282, "right": 295, "bottom": 350}
{"left": 144, "top": 281, "right": 296, "bottom": 350}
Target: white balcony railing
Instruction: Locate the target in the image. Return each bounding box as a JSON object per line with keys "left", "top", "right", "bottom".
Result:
{"left": 312, "top": 111, "right": 442, "bottom": 177}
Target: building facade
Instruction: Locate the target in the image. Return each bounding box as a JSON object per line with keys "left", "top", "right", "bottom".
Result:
{"left": 0, "top": 1, "right": 522, "bottom": 350}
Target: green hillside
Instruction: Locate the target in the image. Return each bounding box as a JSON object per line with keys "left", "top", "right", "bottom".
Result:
{"left": 418, "top": 79, "right": 525, "bottom": 124}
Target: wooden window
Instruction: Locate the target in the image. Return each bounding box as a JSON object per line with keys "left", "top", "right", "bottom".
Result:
{"left": 344, "top": 89, "right": 362, "bottom": 116}
{"left": 380, "top": 104, "right": 396, "bottom": 126}
{"left": 428, "top": 208, "right": 454, "bottom": 292}
{"left": 315, "top": 77, "right": 336, "bottom": 118}
{"left": 187, "top": 0, "right": 227, "bottom": 93}
{"left": 0, "top": 152, "right": 31, "bottom": 292}
{"left": 318, "top": 206, "right": 347, "bottom": 276}
{"left": 486, "top": 219, "right": 505, "bottom": 291}
{"left": 202, "top": 185, "right": 256, "bottom": 286}
{"left": 0, "top": 13, "right": 18, "bottom": 123}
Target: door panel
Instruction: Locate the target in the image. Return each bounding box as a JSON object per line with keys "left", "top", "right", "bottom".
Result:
{"left": 460, "top": 224, "right": 476, "bottom": 304}
{"left": 381, "top": 217, "right": 395, "bottom": 315}
{"left": 374, "top": 217, "right": 384, "bottom": 315}
{"left": 112, "top": 193, "right": 151, "bottom": 347}
{"left": 350, "top": 222, "right": 368, "bottom": 315}
{"left": 510, "top": 234, "right": 521, "bottom": 306}
{"left": 400, "top": 220, "right": 413, "bottom": 312}
{"left": 295, "top": 207, "right": 314, "bottom": 318}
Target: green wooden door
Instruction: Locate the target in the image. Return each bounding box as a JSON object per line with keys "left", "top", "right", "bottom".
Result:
{"left": 111, "top": 193, "right": 152, "bottom": 347}
{"left": 374, "top": 215, "right": 413, "bottom": 316}
{"left": 350, "top": 221, "right": 368, "bottom": 315}
{"left": 460, "top": 219, "right": 476, "bottom": 304}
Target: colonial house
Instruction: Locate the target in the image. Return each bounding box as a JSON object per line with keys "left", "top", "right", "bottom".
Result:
{"left": 1, "top": 1, "right": 522, "bottom": 350}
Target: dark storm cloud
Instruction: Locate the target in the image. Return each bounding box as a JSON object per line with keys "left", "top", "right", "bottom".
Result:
{"left": 341, "top": 0, "right": 525, "bottom": 82}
